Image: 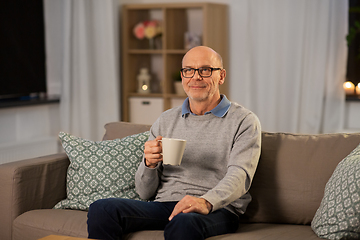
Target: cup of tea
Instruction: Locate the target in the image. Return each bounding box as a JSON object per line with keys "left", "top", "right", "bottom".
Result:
{"left": 159, "top": 138, "right": 186, "bottom": 166}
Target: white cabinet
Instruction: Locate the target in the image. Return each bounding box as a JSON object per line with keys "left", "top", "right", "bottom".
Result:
{"left": 129, "top": 97, "right": 164, "bottom": 125}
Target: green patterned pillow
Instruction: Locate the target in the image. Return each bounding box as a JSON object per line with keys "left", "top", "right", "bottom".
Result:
{"left": 54, "top": 131, "right": 149, "bottom": 210}
{"left": 311, "top": 143, "right": 360, "bottom": 239}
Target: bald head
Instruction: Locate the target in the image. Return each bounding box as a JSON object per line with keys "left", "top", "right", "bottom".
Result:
{"left": 182, "top": 46, "right": 223, "bottom": 68}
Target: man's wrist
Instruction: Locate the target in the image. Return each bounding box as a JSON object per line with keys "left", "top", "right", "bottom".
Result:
{"left": 145, "top": 158, "right": 157, "bottom": 168}
{"left": 201, "top": 198, "right": 213, "bottom": 212}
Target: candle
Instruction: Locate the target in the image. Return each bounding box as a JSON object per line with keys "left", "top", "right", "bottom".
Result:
{"left": 343, "top": 81, "right": 355, "bottom": 95}
{"left": 356, "top": 83, "right": 360, "bottom": 95}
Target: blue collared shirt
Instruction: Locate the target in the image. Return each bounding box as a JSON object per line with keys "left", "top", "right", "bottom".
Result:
{"left": 181, "top": 94, "right": 231, "bottom": 118}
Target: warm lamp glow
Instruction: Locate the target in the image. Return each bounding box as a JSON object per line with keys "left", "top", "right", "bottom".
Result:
{"left": 356, "top": 83, "right": 360, "bottom": 95}
{"left": 344, "top": 82, "right": 353, "bottom": 88}
{"left": 343, "top": 81, "right": 355, "bottom": 95}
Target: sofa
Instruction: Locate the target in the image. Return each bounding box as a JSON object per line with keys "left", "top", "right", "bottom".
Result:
{"left": 1, "top": 121, "right": 360, "bottom": 240}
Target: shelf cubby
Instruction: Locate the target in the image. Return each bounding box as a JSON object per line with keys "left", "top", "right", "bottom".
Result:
{"left": 121, "top": 3, "right": 228, "bottom": 123}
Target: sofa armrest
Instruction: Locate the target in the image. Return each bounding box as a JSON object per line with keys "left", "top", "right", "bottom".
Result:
{"left": 0, "top": 153, "right": 69, "bottom": 240}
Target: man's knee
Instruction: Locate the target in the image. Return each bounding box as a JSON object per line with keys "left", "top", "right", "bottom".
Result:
{"left": 89, "top": 199, "right": 110, "bottom": 216}
{"left": 88, "top": 198, "right": 124, "bottom": 225}
{"left": 164, "top": 213, "right": 204, "bottom": 240}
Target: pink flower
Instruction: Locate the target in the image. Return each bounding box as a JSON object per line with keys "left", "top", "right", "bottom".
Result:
{"left": 133, "top": 22, "right": 145, "bottom": 40}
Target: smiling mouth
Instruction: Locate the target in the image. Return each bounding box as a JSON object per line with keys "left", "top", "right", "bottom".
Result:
{"left": 189, "top": 85, "right": 206, "bottom": 89}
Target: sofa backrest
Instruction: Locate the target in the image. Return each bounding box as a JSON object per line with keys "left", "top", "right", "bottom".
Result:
{"left": 244, "top": 132, "right": 360, "bottom": 225}
{"left": 103, "top": 122, "right": 151, "bottom": 140}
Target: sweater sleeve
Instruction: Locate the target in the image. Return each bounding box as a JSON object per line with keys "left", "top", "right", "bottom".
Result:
{"left": 135, "top": 159, "right": 162, "bottom": 200}
{"left": 200, "top": 112, "right": 261, "bottom": 212}
{"left": 134, "top": 120, "right": 162, "bottom": 200}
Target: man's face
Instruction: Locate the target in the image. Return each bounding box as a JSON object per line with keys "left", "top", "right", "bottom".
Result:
{"left": 181, "top": 48, "right": 225, "bottom": 103}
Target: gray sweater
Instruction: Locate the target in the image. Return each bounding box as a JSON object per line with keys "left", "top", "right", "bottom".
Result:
{"left": 135, "top": 102, "right": 261, "bottom": 215}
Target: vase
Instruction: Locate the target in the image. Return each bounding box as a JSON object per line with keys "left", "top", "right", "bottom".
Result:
{"left": 137, "top": 68, "right": 151, "bottom": 94}
{"left": 149, "top": 38, "right": 154, "bottom": 49}
{"left": 148, "top": 37, "right": 162, "bottom": 49}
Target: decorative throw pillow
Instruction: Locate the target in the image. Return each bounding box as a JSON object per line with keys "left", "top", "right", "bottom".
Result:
{"left": 54, "top": 131, "right": 149, "bottom": 210}
{"left": 311, "top": 143, "right": 360, "bottom": 239}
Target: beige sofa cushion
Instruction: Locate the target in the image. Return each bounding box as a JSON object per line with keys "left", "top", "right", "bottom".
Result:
{"left": 13, "top": 209, "right": 88, "bottom": 240}
{"left": 207, "top": 223, "right": 321, "bottom": 240}
{"left": 125, "top": 224, "right": 320, "bottom": 240}
{"left": 13, "top": 212, "right": 320, "bottom": 240}
{"left": 244, "top": 132, "right": 360, "bottom": 225}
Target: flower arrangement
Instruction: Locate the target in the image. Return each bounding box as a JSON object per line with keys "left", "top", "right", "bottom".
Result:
{"left": 133, "top": 20, "right": 162, "bottom": 40}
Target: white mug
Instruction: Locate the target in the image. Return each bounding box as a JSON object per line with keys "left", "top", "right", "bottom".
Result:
{"left": 159, "top": 138, "right": 186, "bottom": 166}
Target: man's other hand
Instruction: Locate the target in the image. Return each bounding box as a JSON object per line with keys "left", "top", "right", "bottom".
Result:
{"left": 168, "top": 195, "right": 213, "bottom": 221}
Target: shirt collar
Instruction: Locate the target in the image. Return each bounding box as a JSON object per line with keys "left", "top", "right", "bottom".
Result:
{"left": 181, "top": 94, "right": 231, "bottom": 118}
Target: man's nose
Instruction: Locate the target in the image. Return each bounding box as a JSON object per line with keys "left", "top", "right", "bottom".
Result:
{"left": 193, "top": 69, "right": 202, "bottom": 79}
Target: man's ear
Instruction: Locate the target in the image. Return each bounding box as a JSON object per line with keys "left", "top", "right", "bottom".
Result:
{"left": 219, "top": 69, "right": 226, "bottom": 85}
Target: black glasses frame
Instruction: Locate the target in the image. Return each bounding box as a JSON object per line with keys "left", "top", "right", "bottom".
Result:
{"left": 180, "top": 67, "right": 222, "bottom": 78}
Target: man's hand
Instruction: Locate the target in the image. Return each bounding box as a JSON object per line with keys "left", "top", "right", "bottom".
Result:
{"left": 144, "top": 136, "right": 163, "bottom": 168}
{"left": 168, "top": 195, "right": 213, "bottom": 221}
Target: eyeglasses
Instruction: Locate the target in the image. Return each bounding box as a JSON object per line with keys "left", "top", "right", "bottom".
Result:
{"left": 180, "top": 67, "right": 222, "bottom": 78}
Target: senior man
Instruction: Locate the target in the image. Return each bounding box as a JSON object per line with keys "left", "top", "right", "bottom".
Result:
{"left": 88, "top": 46, "right": 261, "bottom": 240}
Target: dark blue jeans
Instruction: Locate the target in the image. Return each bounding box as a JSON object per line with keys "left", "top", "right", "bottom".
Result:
{"left": 87, "top": 198, "right": 239, "bottom": 240}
